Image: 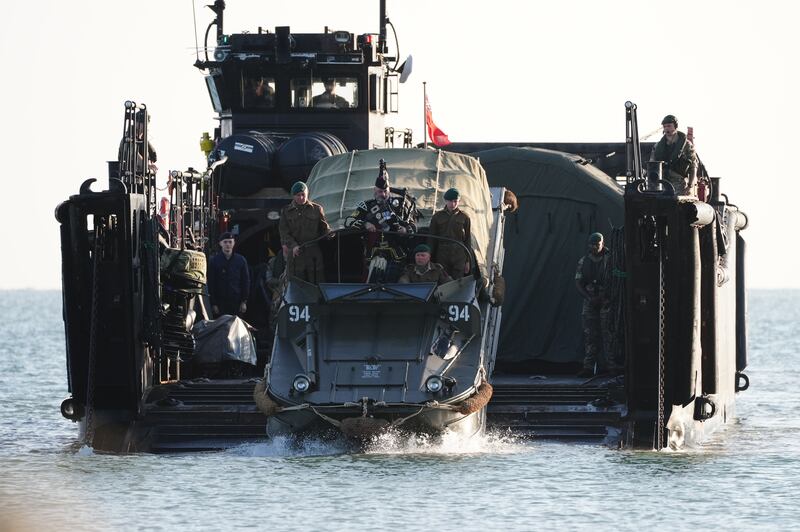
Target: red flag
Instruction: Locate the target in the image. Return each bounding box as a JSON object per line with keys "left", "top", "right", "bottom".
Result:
{"left": 425, "top": 94, "right": 451, "bottom": 146}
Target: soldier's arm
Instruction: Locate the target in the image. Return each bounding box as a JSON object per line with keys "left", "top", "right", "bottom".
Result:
{"left": 278, "top": 210, "right": 298, "bottom": 249}
{"left": 685, "top": 142, "right": 698, "bottom": 187}
{"left": 317, "top": 205, "right": 332, "bottom": 236}
{"left": 349, "top": 201, "right": 368, "bottom": 228}
{"left": 575, "top": 259, "right": 590, "bottom": 300}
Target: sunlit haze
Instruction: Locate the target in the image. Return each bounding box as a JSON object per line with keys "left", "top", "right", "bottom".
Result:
{"left": 1, "top": 0, "right": 797, "bottom": 288}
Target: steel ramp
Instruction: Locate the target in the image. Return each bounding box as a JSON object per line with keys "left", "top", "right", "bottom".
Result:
{"left": 487, "top": 375, "right": 625, "bottom": 442}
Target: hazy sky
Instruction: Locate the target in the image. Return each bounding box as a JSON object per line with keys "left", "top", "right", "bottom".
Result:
{"left": 1, "top": 0, "right": 797, "bottom": 289}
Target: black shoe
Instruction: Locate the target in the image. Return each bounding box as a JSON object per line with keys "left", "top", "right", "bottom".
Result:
{"left": 576, "top": 367, "right": 594, "bottom": 378}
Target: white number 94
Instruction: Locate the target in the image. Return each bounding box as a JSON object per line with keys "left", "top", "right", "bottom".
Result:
{"left": 288, "top": 305, "right": 310, "bottom": 322}
{"left": 447, "top": 304, "right": 470, "bottom": 322}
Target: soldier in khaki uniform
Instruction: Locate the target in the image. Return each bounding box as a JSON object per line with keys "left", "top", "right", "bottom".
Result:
{"left": 428, "top": 188, "right": 472, "bottom": 279}
{"left": 398, "top": 244, "right": 451, "bottom": 285}
{"left": 279, "top": 181, "right": 331, "bottom": 283}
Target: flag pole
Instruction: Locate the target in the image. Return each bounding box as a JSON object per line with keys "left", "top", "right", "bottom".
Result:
{"left": 423, "top": 81, "right": 428, "bottom": 149}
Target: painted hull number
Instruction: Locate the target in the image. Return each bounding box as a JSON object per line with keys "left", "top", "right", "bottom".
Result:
{"left": 447, "top": 304, "right": 470, "bottom": 322}
{"left": 288, "top": 305, "right": 310, "bottom": 322}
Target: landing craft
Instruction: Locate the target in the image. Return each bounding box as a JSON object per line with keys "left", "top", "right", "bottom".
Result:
{"left": 260, "top": 149, "right": 506, "bottom": 440}
{"left": 55, "top": 1, "right": 749, "bottom": 452}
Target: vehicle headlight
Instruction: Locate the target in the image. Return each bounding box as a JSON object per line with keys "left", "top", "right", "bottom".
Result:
{"left": 425, "top": 375, "right": 444, "bottom": 393}
{"left": 292, "top": 374, "right": 311, "bottom": 393}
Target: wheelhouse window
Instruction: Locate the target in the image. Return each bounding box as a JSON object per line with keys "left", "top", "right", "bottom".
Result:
{"left": 241, "top": 74, "right": 276, "bottom": 109}
{"left": 291, "top": 77, "right": 358, "bottom": 109}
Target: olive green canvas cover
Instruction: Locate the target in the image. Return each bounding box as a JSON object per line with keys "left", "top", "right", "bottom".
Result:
{"left": 474, "top": 147, "right": 624, "bottom": 366}
{"left": 306, "top": 148, "right": 494, "bottom": 275}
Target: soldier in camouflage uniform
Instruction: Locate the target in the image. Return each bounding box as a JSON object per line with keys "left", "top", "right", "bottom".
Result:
{"left": 279, "top": 181, "right": 331, "bottom": 283}
{"left": 575, "top": 232, "right": 618, "bottom": 377}
{"left": 428, "top": 188, "right": 472, "bottom": 279}
{"left": 650, "top": 114, "right": 698, "bottom": 195}
{"left": 398, "top": 244, "right": 451, "bottom": 285}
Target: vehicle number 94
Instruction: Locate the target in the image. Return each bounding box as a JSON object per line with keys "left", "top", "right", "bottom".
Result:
{"left": 288, "top": 305, "right": 310, "bottom": 322}
{"left": 447, "top": 304, "right": 470, "bottom": 322}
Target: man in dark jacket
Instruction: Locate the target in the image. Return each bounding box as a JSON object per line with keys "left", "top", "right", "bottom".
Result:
{"left": 651, "top": 114, "right": 698, "bottom": 195}
{"left": 429, "top": 188, "right": 472, "bottom": 279}
{"left": 208, "top": 232, "right": 250, "bottom": 318}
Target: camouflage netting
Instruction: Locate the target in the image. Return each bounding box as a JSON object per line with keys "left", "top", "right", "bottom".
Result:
{"left": 305, "top": 148, "right": 494, "bottom": 277}
{"left": 473, "top": 147, "right": 624, "bottom": 367}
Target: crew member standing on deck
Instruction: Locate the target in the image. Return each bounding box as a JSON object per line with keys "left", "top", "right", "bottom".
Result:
{"left": 575, "top": 232, "right": 619, "bottom": 377}
{"left": 208, "top": 232, "right": 250, "bottom": 318}
{"left": 429, "top": 188, "right": 472, "bottom": 279}
{"left": 279, "top": 181, "right": 331, "bottom": 283}
{"left": 118, "top": 109, "right": 158, "bottom": 175}
{"left": 650, "top": 114, "right": 698, "bottom": 196}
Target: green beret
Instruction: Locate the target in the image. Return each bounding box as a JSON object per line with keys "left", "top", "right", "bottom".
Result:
{"left": 290, "top": 181, "right": 308, "bottom": 195}
{"left": 414, "top": 244, "right": 431, "bottom": 254}
{"left": 443, "top": 188, "right": 460, "bottom": 201}
{"left": 588, "top": 232, "right": 603, "bottom": 244}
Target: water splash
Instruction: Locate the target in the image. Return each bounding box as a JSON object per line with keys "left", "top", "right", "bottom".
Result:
{"left": 363, "top": 427, "right": 524, "bottom": 456}
{"left": 230, "top": 428, "right": 526, "bottom": 458}
{"left": 229, "top": 435, "right": 351, "bottom": 457}
{"left": 76, "top": 445, "right": 95, "bottom": 456}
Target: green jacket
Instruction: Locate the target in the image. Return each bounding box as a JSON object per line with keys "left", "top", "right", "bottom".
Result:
{"left": 279, "top": 201, "right": 330, "bottom": 249}
{"left": 428, "top": 207, "right": 472, "bottom": 260}
{"left": 398, "top": 262, "right": 451, "bottom": 285}
{"left": 652, "top": 131, "right": 697, "bottom": 178}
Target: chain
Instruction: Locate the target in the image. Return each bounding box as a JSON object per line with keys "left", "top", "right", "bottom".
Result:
{"left": 83, "top": 219, "right": 105, "bottom": 448}
{"left": 654, "top": 233, "right": 667, "bottom": 451}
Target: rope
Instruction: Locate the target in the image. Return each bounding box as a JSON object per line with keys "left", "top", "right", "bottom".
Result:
{"left": 338, "top": 150, "right": 357, "bottom": 219}
{"left": 432, "top": 149, "right": 442, "bottom": 211}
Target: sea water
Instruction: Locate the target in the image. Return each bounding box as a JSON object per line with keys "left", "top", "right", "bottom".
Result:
{"left": 1, "top": 290, "right": 798, "bottom": 531}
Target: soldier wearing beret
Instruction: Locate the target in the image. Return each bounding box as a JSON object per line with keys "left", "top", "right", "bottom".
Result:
{"left": 398, "top": 244, "right": 451, "bottom": 285}
{"left": 428, "top": 188, "right": 472, "bottom": 279}
{"left": 575, "top": 232, "right": 619, "bottom": 377}
{"left": 650, "top": 114, "right": 698, "bottom": 195}
{"left": 207, "top": 231, "right": 250, "bottom": 318}
{"left": 279, "top": 181, "right": 331, "bottom": 283}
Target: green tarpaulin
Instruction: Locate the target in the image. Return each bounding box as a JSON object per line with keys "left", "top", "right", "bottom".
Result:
{"left": 305, "top": 148, "right": 494, "bottom": 276}
{"left": 474, "top": 147, "right": 624, "bottom": 366}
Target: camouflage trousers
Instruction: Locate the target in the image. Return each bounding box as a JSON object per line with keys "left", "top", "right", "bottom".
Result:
{"left": 287, "top": 245, "right": 325, "bottom": 284}
{"left": 581, "top": 301, "right": 615, "bottom": 371}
